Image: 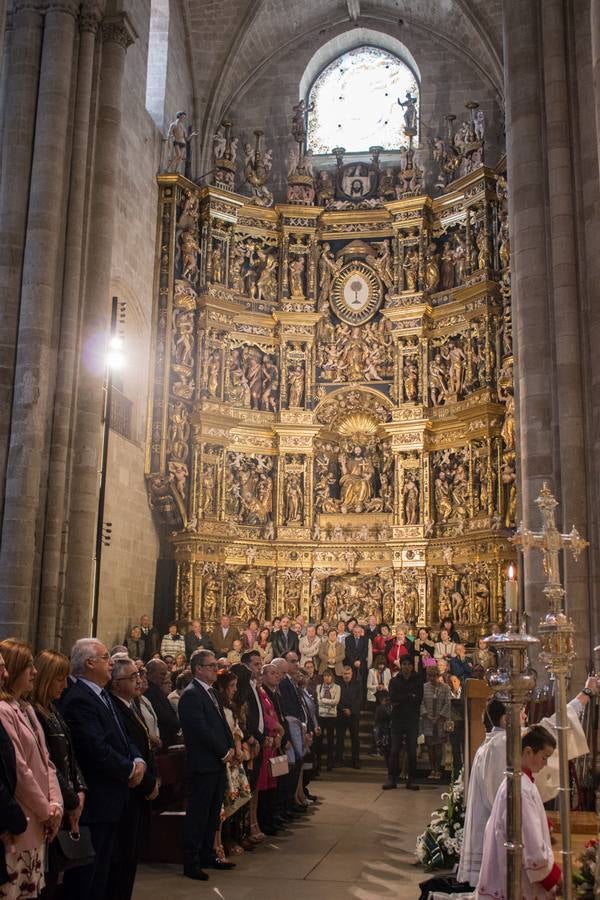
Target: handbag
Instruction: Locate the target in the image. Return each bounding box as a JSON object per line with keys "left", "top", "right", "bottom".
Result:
{"left": 48, "top": 827, "right": 95, "bottom": 873}
{"left": 268, "top": 754, "right": 289, "bottom": 777}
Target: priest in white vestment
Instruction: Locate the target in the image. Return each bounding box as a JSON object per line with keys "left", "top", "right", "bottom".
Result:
{"left": 476, "top": 725, "right": 561, "bottom": 899}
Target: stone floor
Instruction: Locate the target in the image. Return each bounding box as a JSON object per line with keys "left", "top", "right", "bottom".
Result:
{"left": 133, "top": 775, "right": 446, "bottom": 900}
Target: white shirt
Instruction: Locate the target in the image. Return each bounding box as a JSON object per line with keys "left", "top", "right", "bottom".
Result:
{"left": 250, "top": 679, "right": 264, "bottom": 733}
{"left": 194, "top": 678, "right": 231, "bottom": 762}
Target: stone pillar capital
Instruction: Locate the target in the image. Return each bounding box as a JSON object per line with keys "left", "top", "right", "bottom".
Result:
{"left": 13, "top": 1, "right": 46, "bottom": 13}
{"left": 79, "top": 0, "right": 104, "bottom": 32}
{"left": 45, "top": 0, "right": 80, "bottom": 17}
{"left": 101, "top": 11, "right": 137, "bottom": 49}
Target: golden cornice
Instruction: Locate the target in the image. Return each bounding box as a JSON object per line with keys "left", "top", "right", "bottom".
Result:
{"left": 383, "top": 299, "right": 431, "bottom": 325}
{"left": 319, "top": 208, "right": 392, "bottom": 228}
{"left": 384, "top": 195, "right": 433, "bottom": 218}
{"left": 272, "top": 311, "right": 322, "bottom": 328}
{"left": 276, "top": 204, "right": 323, "bottom": 223}
{"left": 237, "top": 203, "right": 279, "bottom": 224}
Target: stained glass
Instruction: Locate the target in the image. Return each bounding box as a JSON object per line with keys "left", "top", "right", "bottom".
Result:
{"left": 307, "top": 46, "right": 418, "bottom": 154}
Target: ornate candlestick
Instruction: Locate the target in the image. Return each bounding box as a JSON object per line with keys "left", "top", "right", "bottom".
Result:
{"left": 485, "top": 568, "right": 539, "bottom": 900}
{"left": 513, "top": 482, "right": 589, "bottom": 900}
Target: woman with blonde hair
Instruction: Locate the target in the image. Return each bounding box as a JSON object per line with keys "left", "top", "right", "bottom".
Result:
{"left": 0, "top": 640, "right": 63, "bottom": 898}
{"left": 31, "top": 651, "right": 86, "bottom": 838}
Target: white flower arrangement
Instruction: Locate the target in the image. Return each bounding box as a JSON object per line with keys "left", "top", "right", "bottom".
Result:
{"left": 416, "top": 771, "right": 465, "bottom": 870}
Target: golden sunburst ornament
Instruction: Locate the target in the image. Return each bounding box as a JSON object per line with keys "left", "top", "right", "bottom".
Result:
{"left": 330, "top": 261, "right": 383, "bottom": 324}
{"left": 337, "top": 411, "right": 380, "bottom": 438}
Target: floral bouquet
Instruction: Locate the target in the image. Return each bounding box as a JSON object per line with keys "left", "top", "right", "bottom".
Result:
{"left": 416, "top": 771, "right": 465, "bottom": 870}
{"left": 572, "top": 838, "right": 597, "bottom": 898}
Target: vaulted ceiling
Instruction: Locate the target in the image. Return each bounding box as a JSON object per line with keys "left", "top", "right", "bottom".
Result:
{"left": 183, "top": 0, "right": 504, "bottom": 166}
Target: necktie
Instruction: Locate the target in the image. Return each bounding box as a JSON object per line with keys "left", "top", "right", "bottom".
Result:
{"left": 323, "top": 684, "right": 331, "bottom": 699}
{"left": 100, "top": 690, "right": 130, "bottom": 752}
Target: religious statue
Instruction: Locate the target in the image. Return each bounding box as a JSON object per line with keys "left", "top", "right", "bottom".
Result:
{"left": 473, "top": 578, "right": 490, "bottom": 622}
{"left": 228, "top": 349, "right": 251, "bottom": 407}
{"left": 318, "top": 243, "right": 340, "bottom": 306}
{"left": 499, "top": 214, "right": 510, "bottom": 269}
{"left": 168, "top": 401, "right": 190, "bottom": 461}
{"left": 243, "top": 132, "right": 274, "bottom": 207}
{"left": 227, "top": 453, "right": 274, "bottom": 526}
{"left": 402, "top": 582, "right": 419, "bottom": 622}
{"left": 202, "top": 575, "right": 220, "bottom": 622}
{"left": 289, "top": 256, "right": 305, "bottom": 298}
{"left": 339, "top": 447, "right": 373, "bottom": 512}
{"left": 398, "top": 91, "right": 418, "bottom": 133}
{"left": 165, "top": 111, "right": 198, "bottom": 173}
{"left": 206, "top": 350, "right": 220, "bottom": 398}
{"left": 451, "top": 586, "right": 467, "bottom": 624}
{"left": 316, "top": 169, "right": 334, "bottom": 206}
{"left": 440, "top": 241, "right": 455, "bottom": 290}
{"left": 429, "top": 353, "right": 448, "bottom": 406}
{"left": 172, "top": 368, "right": 194, "bottom": 400}
{"left": 434, "top": 471, "right": 453, "bottom": 523}
{"left": 403, "top": 473, "right": 420, "bottom": 525}
{"left": 403, "top": 356, "right": 419, "bottom": 401}
{"left": 200, "top": 464, "right": 216, "bottom": 516}
{"left": 287, "top": 363, "right": 305, "bottom": 408}
{"left": 438, "top": 576, "right": 454, "bottom": 621}
{"left": 445, "top": 340, "right": 466, "bottom": 395}
{"left": 260, "top": 355, "right": 279, "bottom": 412}
{"left": 425, "top": 242, "right": 440, "bottom": 292}
{"left": 168, "top": 460, "right": 188, "bottom": 499}
{"left": 453, "top": 236, "right": 467, "bottom": 284}
{"left": 476, "top": 228, "right": 490, "bottom": 269}
{"left": 180, "top": 228, "right": 199, "bottom": 281}
{"left": 501, "top": 394, "right": 516, "bottom": 450}
{"left": 244, "top": 347, "right": 264, "bottom": 410}
{"left": 291, "top": 98, "right": 312, "bottom": 145}
{"left": 403, "top": 246, "right": 419, "bottom": 292}
{"left": 378, "top": 167, "right": 396, "bottom": 201}
{"left": 284, "top": 472, "right": 304, "bottom": 524}
{"left": 172, "top": 309, "right": 195, "bottom": 367}
{"left": 367, "top": 240, "right": 394, "bottom": 290}
{"left": 256, "top": 247, "right": 278, "bottom": 302}
{"left": 211, "top": 244, "right": 224, "bottom": 283}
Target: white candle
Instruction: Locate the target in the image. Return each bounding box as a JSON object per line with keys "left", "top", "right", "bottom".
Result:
{"left": 505, "top": 563, "right": 518, "bottom": 612}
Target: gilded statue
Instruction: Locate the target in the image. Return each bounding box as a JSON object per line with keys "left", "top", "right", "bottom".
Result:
{"left": 473, "top": 579, "right": 490, "bottom": 622}
{"left": 180, "top": 228, "right": 199, "bottom": 281}
{"left": 340, "top": 448, "right": 373, "bottom": 512}
{"left": 285, "top": 472, "right": 304, "bottom": 524}
{"left": 231, "top": 242, "right": 246, "bottom": 294}
{"left": 318, "top": 243, "right": 339, "bottom": 305}
{"left": 434, "top": 471, "right": 453, "bottom": 522}
{"left": 260, "top": 356, "right": 279, "bottom": 412}
{"left": 324, "top": 589, "right": 339, "bottom": 622}
{"left": 476, "top": 229, "right": 489, "bottom": 269}
{"left": 425, "top": 242, "right": 440, "bottom": 292}
{"left": 451, "top": 464, "right": 469, "bottom": 519}
{"left": 173, "top": 309, "right": 195, "bottom": 368}
{"left": 256, "top": 248, "right": 278, "bottom": 302}
{"left": 228, "top": 349, "right": 251, "bottom": 407}
{"left": 316, "top": 170, "right": 334, "bottom": 206}
{"left": 403, "top": 356, "right": 419, "bottom": 401}
{"left": 438, "top": 577, "right": 453, "bottom": 621}
{"left": 403, "top": 247, "right": 419, "bottom": 292}
{"left": 168, "top": 460, "right": 188, "bottom": 499}
{"left": 200, "top": 465, "right": 215, "bottom": 515}
{"left": 203, "top": 575, "right": 220, "bottom": 621}
{"left": 402, "top": 583, "right": 419, "bottom": 622}
{"left": 499, "top": 215, "right": 510, "bottom": 269}
{"left": 168, "top": 402, "right": 190, "bottom": 460}
{"left": 440, "top": 241, "right": 455, "bottom": 290}
{"left": 367, "top": 240, "right": 394, "bottom": 290}
{"left": 429, "top": 353, "right": 448, "bottom": 406}
{"left": 287, "top": 364, "right": 305, "bottom": 408}
{"left": 453, "top": 236, "right": 466, "bottom": 284}
{"left": 289, "top": 256, "right": 305, "bottom": 298}
{"left": 206, "top": 350, "right": 220, "bottom": 398}
{"left": 501, "top": 394, "right": 515, "bottom": 450}
{"left": 403, "top": 473, "right": 420, "bottom": 524}
{"left": 243, "top": 136, "right": 273, "bottom": 207}
{"left": 245, "top": 347, "right": 264, "bottom": 410}
{"left": 445, "top": 340, "right": 466, "bottom": 395}
{"left": 451, "top": 587, "right": 467, "bottom": 624}
{"left": 211, "top": 245, "right": 224, "bottom": 283}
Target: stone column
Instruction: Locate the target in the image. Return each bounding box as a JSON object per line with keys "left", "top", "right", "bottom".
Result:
{"left": 591, "top": 0, "right": 600, "bottom": 183}
{"left": 0, "top": 1, "right": 44, "bottom": 521}
{"left": 60, "top": 13, "right": 136, "bottom": 651}
{"left": 0, "top": 0, "right": 78, "bottom": 638}
{"left": 541, "top": 0, "right": 589, "bottom": 672}
{"left": 37, "top": 3, "right": 103, "bottom": 649}
{"left": 503, "top": 0, "right": 556, "bottom": 626}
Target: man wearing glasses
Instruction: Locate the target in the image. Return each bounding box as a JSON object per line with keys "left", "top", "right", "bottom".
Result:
{"left": 178, "top": 650, "right": 235, "bottom": 881}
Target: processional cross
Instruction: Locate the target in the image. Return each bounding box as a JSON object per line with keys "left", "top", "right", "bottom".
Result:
{"left": 512, "top": 482, "right": 588, "bottom": 610}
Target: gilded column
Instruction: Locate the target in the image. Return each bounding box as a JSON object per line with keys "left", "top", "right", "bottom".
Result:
{"left": 61, "top": 13, "right": 136, "bottom": 650}
{"left": 0, "top": 1, "right": 44, "bottom": 520}
{"left": 38, "top": 1, "right": 104, "bottom": 649}
{"left": 0, "top": 0, "right": 79, "bottom": 638}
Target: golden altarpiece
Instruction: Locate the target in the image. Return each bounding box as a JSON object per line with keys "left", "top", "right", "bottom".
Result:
{"left": 146, "top": 137, "right": 515, "bottom": 639}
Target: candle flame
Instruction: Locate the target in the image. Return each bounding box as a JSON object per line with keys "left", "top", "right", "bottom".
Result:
{"left": 508, "top": 563, "right": 515, "bottom": 580}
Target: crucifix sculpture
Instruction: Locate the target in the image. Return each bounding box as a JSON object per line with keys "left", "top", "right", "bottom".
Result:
{"left": 511, "top": 481, "right": 589, "bottom": 900}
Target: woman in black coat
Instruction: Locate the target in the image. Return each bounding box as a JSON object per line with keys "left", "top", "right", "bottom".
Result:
{"left": 32, "top": 651, "right": 86, "bottom": 832}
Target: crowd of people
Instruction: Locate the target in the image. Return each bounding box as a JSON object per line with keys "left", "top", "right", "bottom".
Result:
{"left": 0, "top": 611, "right": 505, "bottom": 899}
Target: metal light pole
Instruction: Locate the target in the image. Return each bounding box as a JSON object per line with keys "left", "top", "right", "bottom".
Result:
{"left": 485, "top": 575, "right": 539, "bottom": 900}
{"left": 90, "top": 296, "right": 124, "bottom": 637}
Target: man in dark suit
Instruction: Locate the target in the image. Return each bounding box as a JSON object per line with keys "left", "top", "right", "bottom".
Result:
{"left": 0, "top": 653, "right": 27, "bottom": 887}
{"left": 209, "top": 615, "right": 241, "bottom": 654}
{"left": 144, "top": 658, "right": 181, "bottom": 747}
{"left": 382, "top": 656, "right": 423, "bottom": 791}
{"left": 273, "top": 653, "right": 307, "bottom": 816}
{"left": 344, "top": 624, "right": 369, "bottom": 684}
{"left": 61, "top": 639, "right": 147, "bottom": 900}
{"left": 179, "top": 649, "right": 235, "bottom": 880}
{"left": 271, "top": 615, "right": 300, "bottom": 658}
{"left": 139, "top": 614, "right": 160, "bottom": 661}
{"left": 185, "top": 618, "right": 214, "bottom": 658}
{"left": 335, "top": 666, "right": 363, "bottom": 768}
{"left": 109, "top": 657, "right": 159, "bottom": 900}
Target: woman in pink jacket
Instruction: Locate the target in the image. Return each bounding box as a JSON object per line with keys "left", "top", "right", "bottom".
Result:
{"left": 0, "top": 640, "right": 62, "bottom": 899}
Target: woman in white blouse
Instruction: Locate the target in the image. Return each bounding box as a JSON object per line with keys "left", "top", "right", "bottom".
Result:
{"left": 434, "top": 628, "right": 457, "bottom": 660}
{"left": 299, "top": 625, "right": 321, "bottom": 667}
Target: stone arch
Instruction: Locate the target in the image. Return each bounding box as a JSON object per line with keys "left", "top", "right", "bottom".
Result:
{"left": 313, "top": 386, "right": 394, "bottom": 432}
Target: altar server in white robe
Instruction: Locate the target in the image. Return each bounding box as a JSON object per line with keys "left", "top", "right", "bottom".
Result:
{"left": 457, "top": 677, "right": 596, "bottom": 888}
{"left": 476, "top": 725, "right": 561, "bottom": 899}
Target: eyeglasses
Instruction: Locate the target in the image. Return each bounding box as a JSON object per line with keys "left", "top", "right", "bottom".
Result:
{"left": 200, "top": 663, "right": 218, "bottom": 669}
{"left": 114, "top": 673, "right": 141, "bottom": 682}
{"left": 90, "top": 653, "right": 110, "bottom": 661}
